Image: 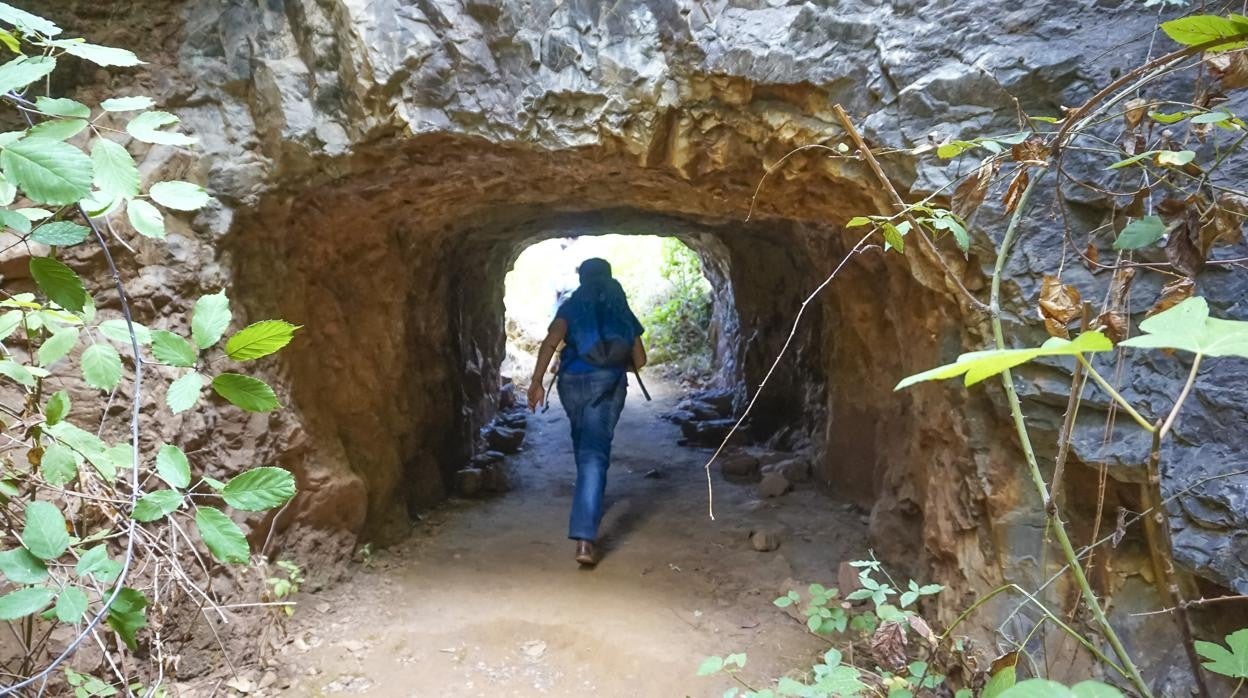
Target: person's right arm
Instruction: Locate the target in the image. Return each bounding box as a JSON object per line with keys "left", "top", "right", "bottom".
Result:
{"left": 528, "top": 318, "right": 567, "bottom": 411}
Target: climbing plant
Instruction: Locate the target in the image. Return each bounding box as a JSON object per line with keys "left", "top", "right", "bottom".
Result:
{"left": 644, "top": 238, "right": 713, "bottom": 377}
{"left": 0, "top": 4, "right": 300, "bottom": 694}
{"left": 704, "top": 8, "right": 1248, "bottom": 698}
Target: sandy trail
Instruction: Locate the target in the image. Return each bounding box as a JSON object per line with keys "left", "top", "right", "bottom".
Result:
{"left": 277, "top": 379, "right": 868, "bottom": 697}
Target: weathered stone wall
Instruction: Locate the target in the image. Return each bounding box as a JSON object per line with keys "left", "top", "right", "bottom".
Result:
{"left": 25, "top": 0, "right": 1248, "bottom": 679}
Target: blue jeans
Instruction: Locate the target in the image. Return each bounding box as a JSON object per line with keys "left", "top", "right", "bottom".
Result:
{"left": 558, "top": 369, "right": 627, "bottom": 541}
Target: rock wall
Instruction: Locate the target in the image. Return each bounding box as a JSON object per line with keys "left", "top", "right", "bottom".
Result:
{"left": 26, "top": 0, "right": 1248, "bottom": 678}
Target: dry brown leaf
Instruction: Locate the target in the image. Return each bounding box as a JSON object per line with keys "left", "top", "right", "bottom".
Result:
{"left": 870, "top": 620, "right": 909, "bottom": 670}
{"left": 1207, "top": 51, "right": 1248, "bottom": 90}
{"left": 1092, "top": 267, "right": 1135, "bottom": 343}
{"left": 989, "top": 650, "right": 1020, "bottom": 675}
{"left": 1124, "top": 189, "right": 1147, "bottom": 218}
{"left": 1010, "top": 137, "right": 1048, "bottom": 163}
{"left": 1147, "top": 278, "right": 1196, "bottom": 318}
{"left": 952, "top": 159, "right": 1000, "bottom": 220}
{"left": 907, "top": 615, "right": 938, "bottom": 647}
{"left": 1202, "top": 192, "right": 1248, "bottom": 252}
{"left": 1124, "top": 98, "right": 1148, "bottom": 129}
{"left": 1082, "top": 241, "right": 1100, "bottom": 271}
{"left": 26, "top": 446, "right": 41, "bottom": 467}
{"left": 1038, "top": 275, "right": 1082, "bottom": 339}
{"left": 1002, "top": 167, "right": 1030, "bottom": 214}
{"left": 1166, "top": 205, "right": 1206, "bottom": 278}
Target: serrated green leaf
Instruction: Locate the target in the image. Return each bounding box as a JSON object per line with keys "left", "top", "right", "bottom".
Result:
{"left": 192, "top": 291, "right": 230, "bottom": 349}
{"left": 0, "top": 2, "right": 61, "bottom": 36}
{"left": 27, "top": 118, "right": 87, "bottom": 142}
{"left": 0, "top": 176, "right": 15, "bottom": 206}
{"left": 149, "top": 180, "right": 210, "bottom": 211}
{"left": 1161, "top": 15, "right": 1248, "bottom": 52}
{"left": 106, "top": 443, "right": 132, "bottom": 472}
{"left": 44, "top": 389, "right": 69, "bottom": 425}
{"left": 97, "top": 318, "right": 151, "bottom": 346}
{"left": 81, "top": 342, "right": 122, "bottom": 391}
{"left": 0, "top": 207, "right": 28, "bottom": 234}
{"left": 225, "top": 320, "right": 299, "bottom": 360}
{"left": 39, "top": 442, "right": 77, "bottom": 486}
{"left": 132, "top": 489, "right": 182, "bottom": 522}
{"left": 30, "top": 256, "right": 86, "bottom": 313}
{"left": 126, "top": 198, "right": 164, "bottom": 239}
{"left": 937, "top": 140, "right": 976, "bottom": 159}
{"left": 0, "top": 547, "right": 47, "bottom": 584}
{"left": 896, "top": 330, "right": 1114, "bottom": 390}
{"left": 212, "top": 373, "right": 279, "bottom": 412}
{"left": 0, "top": 358, "right": 35, "bottom": 387}
{"left": 155, "top": 443, "right": 190, "bottom": 489}
{"left": 44, "top": 421, "right": 114, "bottom": 481}
{"left": 150, "top": 330, "right": 196, "bottom": 367}
{"left": 91, "top": 138, "right": 140, "bottom": 200}
{"left": 126, "top": 111, "right": 196, "bottom": 147}
{"left": 54, "top": 586, "right": 88, "bottom": 623}
{"left": 2, "top": 137, "right": 93, "bottom": 205}
{"left": 166, "top": 371, "right": 204, "bottom": 414}
{"left": 37, "top": 326, "right": 77, "bottom": 366}
{"left": 106, "top": 587, "right": 147, "bottom": 651}
{"left": 1120, "top": 297, "right": 1248, "bottom": 357}
{"left": 773, "top": 595, "right": 794, "bottom": 608}
{"left": 75, "top": 544, "right": 120, "bottom": 583}
{"left": 0, "top": 587, "right": 55, "bottom": 621}
{"left": 35, "top": 97, "right": 89, "bottom": 119}
{"left": 1195, "top": 628, "right": 1248, "bottom": 678}
{"left": 0, "top": 55, "right": 55, "bottom": 95}
{"left": 696, "top": 655, "right": 724, "bottom": 676}
{"left": 79, "top": 190, "right": 117, "bottom": 218}
{"left": 30, "top": 221, "right": 90, "bottom": 246}
{"left": 194, "top": 507, "right": 249, "bottom": 564}
{"left": 222, "top": 467, "right": 295, "bottom": 511}
{"left": 42, "top": 39, "right": 143, "bottom": 67}
{"left": 22, "top": 500, "right": 69, "bottom": 560}
{"left": 100, "top": 96, "right": 154, "bottom": 112}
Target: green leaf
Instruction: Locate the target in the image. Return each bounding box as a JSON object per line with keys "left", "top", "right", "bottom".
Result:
{"left": 1157, "top": 150, "right": 1196, "bottom": 166}
{"left": 149, "top": 180, "right": 210, "bottom": 211}
{"left": 1, "top": 137, "right": 93, "bottom": 205}
{"left": 1070, "top": 681, "right": 1125, "bottom": 698}
{"left": 223, "top": 467, "right": 296, "bottom": 511}
{"left": 1149, "top": 110, "right": 1193, "bottom": 125}
{"left": 845, "top": 216, "right": 871, "bottom": 227}
{"left": 37, "top": 326, "right": 77, "bottom": 366}
{"left": 98, "top": 318, "right": 151, "bottom": 346}
{"left": 106, "top": 587, "right": 148, "bottom": 651}
{"left": 0, "top": 587, "right": 55, "bottom": 621}
{"left": 0, "top": 358, "right": 35, "bottom": 387}
{"left": 28, "top": 118, "right": 88, "bottom": 142}
{"left": 1195, "top": 628, "right": 1248, "bottom": 678}
{"left": 150, "top": 330, "right": 197, "bottom": 367}
{"left": 697, "top": 655, "right": 724, "bottom": 676}
{"left": 773, "top": 595, "right": 794, "bottom": 608}
{"left": 54, "top": 586, "right": 88, "bottom": 623}
{"left": 79, "top": 190, "right": 117, "bottom": 218}
{"left": 132, "top": 489, "right": 182, "bottom": 522}
{"left": 225, "top": 320, "right": 299, "bottom": 360}
{"left": 1113, "top": 215, "right": 1165, "bottom": 251}
{"left": 192, "top": 291, "right": 231, "bottom": 349}
{"left": 30, "top": 257, "right": 87, "bottom": 313}
{"left": 100, "top": 96, "right": 154, "bottom": 112}
{"left": 39, "top": 442, "right": 77, "bottom": 486}
{"left": 936, "top": 140, "right": 976, "bottom": 159}
{"left": 0, "top": 207, "right": 29, "bottom": 233}
{"left": 982, "top": 666, "right": 1017, "bottom": 698}
{"left": 1191, "top": 110, "right": 1232, "bottom": 124}
{"left": 1161, "top": 15, "right": 1248, "bottom": 52}
{"left": 724, "top": 653, "right": 747, "bottom": 669}
{"left": 0, "top": 309, "right": 20, "bottom": 341}
{"left": 0, "top": 3, "right": 61, "bottom": 36}
{"left": 155, "top": 444, "right": 191, "bottom": 489}
{"left": 44, "top": 421, "right": 114, "bottom": 482}
{"left": 998, "top": 680, "right": 1074, "bottom": 698}
{"left": 895, "top": 330, "right": 1115, "bottom": 390}
{"left": 81, "top": 342, "right": 122, "bottom": 391}
{"left": 126, "top": 112, "right": 196, "bottom": 147}
{"left": 900, "top": 590, "right": 918, "bottom": 607}
{"left": 166, "top": 371, "right": 204, "bottom": 414}
{"left": 22, "top": 500, "right": 69, "bottom": 560}
{"left": 0, "top": 547, "right": 48, "bottom": 584}
{"left": 194, "top": 507, "right": 250, "bottom": 564}
{"left": 42, "top": 39, "right": 143, "bottom": 67}
{"left": 212, "top": 373, "right": 279, "bottom": 412}
{"left": 918, "top": 583, "right": 943, "bottom": 595}
{"left": 44, "top": 390, "right": 70, "bottom": 425}
{"left": 1120, "top": 297, "right": 1248, "bottom": 358}
{"left": 881, "top": 221, "right": 906, "bottom": 253}
{"left": 30, "top": 221, "right": 91, "bottom": 246}
{"left": 36, "top": 97, "right": 89, "bottom": 119}
{"left": 91, "top": 138, "right": 140, "bottom": 200}
{"left": 126, "top": 198, "right": 164, "bottom": 238}
{"left": 76, "top": 545, "right": 120, "bottom": 584}
{"left": 0, "top": 55, "right": 56, "bottom": 95}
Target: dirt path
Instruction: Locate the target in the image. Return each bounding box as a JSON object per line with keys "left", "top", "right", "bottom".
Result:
{"left": 275, "top": 379, "right": 868, "bottom": 697}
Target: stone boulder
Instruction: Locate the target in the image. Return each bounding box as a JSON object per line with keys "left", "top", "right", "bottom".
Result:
{"left": 757, "top": 473, "right": 792, "bottom": 498}
{"left": 485, "top": 425, "right": 525, "bottom": 454}
{"left": 718, "top": 453, "right": 761, "bottom": 482}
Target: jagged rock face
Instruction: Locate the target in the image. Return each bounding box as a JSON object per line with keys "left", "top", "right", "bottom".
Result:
{"left": 29, "top": 0, "right": 1248, "bottom": 671}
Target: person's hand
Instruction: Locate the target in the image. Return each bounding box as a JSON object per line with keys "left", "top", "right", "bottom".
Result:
{"left": 527, "top": 382, "right": 546, "bottom": 412}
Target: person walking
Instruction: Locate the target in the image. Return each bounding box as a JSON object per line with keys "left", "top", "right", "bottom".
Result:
{"left": 527, "top": 258, "right": 647, "bottom": 566}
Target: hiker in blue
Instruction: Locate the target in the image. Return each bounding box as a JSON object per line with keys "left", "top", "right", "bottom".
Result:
{"left": 528, "top": 258, "right": 646, "bottom": 566}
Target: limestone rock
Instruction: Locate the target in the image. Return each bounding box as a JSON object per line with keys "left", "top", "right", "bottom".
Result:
{"left": 455, "top": 468, "right": 483, "bottom": 497}
{"left": 757, "top": 473, "right": 792, "bottom": 498}
{"left": 750, "top": 528, "right": 783, "bottom": 552}
{"left": 719, "top": 453, "right": 761, "bottom": 482}
{"left": 481, "top": 463, "right": 510, "bottom": 493}
{"left": 485, "top": 425, "right": 525, "bottom": 454}
{"left": 762, "top": 458, "right": 811, "bottom": 484}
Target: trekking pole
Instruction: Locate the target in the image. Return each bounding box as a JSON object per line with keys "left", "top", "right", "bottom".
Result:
{"left": 632, "top": 365, "right": 652, "bottom": 401}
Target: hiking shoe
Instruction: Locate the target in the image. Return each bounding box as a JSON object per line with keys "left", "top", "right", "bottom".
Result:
{"left": 575, "top": 540, "right": 597, "bottom": 566}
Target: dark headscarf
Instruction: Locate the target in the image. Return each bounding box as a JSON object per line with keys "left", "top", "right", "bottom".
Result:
{"left": 571, "top": 257, "right": 630, "bottom": 318}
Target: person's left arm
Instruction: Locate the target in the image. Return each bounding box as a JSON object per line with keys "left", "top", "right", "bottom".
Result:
{"left": 528, "top": 318, "right": 567, "bottom": 411}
